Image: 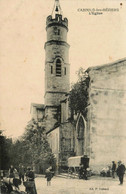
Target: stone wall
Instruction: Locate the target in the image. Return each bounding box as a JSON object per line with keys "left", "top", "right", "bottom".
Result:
{"left": 30, "top": 104, "right": 45, "bottom": 121}
{"left": 47, "top": 25, "right": 68, "bottom": 42}
{"left": 47, "top": 122, "right": 75, "bottom": 170}
{"left": 47, "top": 126, "right": 60, "bottom": 169}
{"left": 45, "top": 106, "right": 59, "bottom": 132}
{"left": 45, "top": 43, "right": 69, "bottom": 63}
{"left": 88, "top": 59, "right": 126, "bottom": 171}
{"left": 59, "top": 122, "right": 75, "bottom": 167}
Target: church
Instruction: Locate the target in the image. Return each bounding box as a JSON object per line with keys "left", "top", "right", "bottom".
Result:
{"left": 30, "top": 0, "right": 126, "bottom": 173}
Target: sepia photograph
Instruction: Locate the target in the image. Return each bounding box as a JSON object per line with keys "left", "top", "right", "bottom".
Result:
{"left": 0, "top": 0, "right": 126, "bottom": 193}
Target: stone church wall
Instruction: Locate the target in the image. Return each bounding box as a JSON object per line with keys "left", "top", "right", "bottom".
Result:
{"left": 45, "top": 106, "right": 58, "bottom": 132}
{"left": 88, "top": 59, "right": 126, "bottom": 171}
{"left": 45, "top": 43, "right": 69, "bottom": 63}
{"left": 47, "top": 127, "right": 60, "bottom": 169}
{"left": 59, "top": 122, "right": 75, "bottom": 167}
{"left": 47, "top": 122, "right": 75, "bottom": 170}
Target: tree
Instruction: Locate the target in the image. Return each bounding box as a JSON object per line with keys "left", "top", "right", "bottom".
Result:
{"left": 20, "top": 118, "right": 56, "bottom": 173}
{"left": 69, "top": 68, "right": 90, "bottom": 118}
{"left": 9, "top": 139, "right": 28, "bottom": 169}
{"left": 0, "top": 119, "right": 56, "bottom": 174}
{"left": 0, "top": 130, "right": 13, "bottom": 170}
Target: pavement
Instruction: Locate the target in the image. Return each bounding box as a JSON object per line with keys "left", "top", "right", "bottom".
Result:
{"left": 19, "top": 175, "right": 126, "bottom": 194}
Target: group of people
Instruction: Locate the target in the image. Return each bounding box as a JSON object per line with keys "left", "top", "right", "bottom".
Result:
{"left": 3, "top": 160, "right": 125, "bottom": 193}
{"left": 8, "top": 164, "right": 25, "bottom": 181}
{"left": 112, "top": 161, "right": 125, "bottom": 185}
{"left": 7, "top": 164, "right": 54, "bottom": 192}
{"left": 101, "top": 161, "right": 125, "bottom": 185}
{"left": 8, "top": 164, "right": 37, "bottom": 194}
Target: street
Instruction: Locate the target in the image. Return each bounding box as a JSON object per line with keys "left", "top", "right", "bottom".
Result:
{"left": 20, "top": 175, "right": 126, "bottom": 194}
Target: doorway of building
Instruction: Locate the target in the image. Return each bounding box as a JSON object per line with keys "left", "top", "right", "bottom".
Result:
{"left": 76, "top": 115, "right": 85, "bottom": 156}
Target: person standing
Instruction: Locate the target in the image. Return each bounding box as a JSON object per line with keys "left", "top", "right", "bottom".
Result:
{"left": 112, "top": 161, "right": 116, "bottom": 178}
{"left": 18, "top": 164, "right": 25, "bottom": 182}
{"left": 78, "top": 164, "right": 83, "bottom": 179}
{"left": 8, "top": 165, "right": 17, "bottom": 178}
{"left": 83, "top": 167, "right": 88, "bottom": 180}
{"left": 25, "top": 166, "right": 37, "bottom": 194}
{"left": 116, "top": 161, "right": 125, "bottom": 185}
{"left": 45, "top": 167, "right": 53, "bottom": 186}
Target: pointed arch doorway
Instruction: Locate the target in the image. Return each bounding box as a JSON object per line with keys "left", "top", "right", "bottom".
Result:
{"left": 76, "top": 114, "right": 86, "bottom": 156}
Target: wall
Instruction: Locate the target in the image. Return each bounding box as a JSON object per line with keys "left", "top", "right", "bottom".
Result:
{"left": 45, "top": 106, "right": 58, "bottom": 132}
{"left": 47, "top": 127, "right": 60, "bottom": 171}
{"left": 30, "top": 105, "right": 45, "bottom": 121}
{"left": 59, "top": 122, "right": 75, "bottom": 167}
{"left": 88, "top": 59, "right": 126, "bottom": 171}
{"left": 61, "top": 97, "right": 71, "bottom": 123}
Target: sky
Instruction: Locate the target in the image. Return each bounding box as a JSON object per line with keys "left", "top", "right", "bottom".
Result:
{"left": 0, "top": 0, "right": 126, "bottom": 138}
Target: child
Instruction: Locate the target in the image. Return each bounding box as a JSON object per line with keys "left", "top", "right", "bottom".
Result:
{"left": 45, "top": 168, "right": 52, "bottom": 186}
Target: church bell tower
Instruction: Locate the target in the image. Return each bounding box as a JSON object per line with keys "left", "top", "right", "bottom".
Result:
{"left": 44, "top": 0, "right": 70, "bottom": 131}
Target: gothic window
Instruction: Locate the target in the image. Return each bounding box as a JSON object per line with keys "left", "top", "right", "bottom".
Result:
{"left": 56, "top": 59, "right": 61, "bottom": 77}
{"left": 76, "top": 115, "right": 85, "bottom": 155}
{"left": 77, "top": 116, "right": 84, "bottom": 140}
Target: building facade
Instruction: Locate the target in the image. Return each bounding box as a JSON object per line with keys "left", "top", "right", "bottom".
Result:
{"left": 30, "top": 0, "right": 126, "bottom": 173}
{"left": 86, "top": 58, "right": 126, "bottom": 171}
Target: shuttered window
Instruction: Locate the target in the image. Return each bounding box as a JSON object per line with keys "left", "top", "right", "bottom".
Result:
{"left": 56, "top": 59, "right": 61, "bottom": 77}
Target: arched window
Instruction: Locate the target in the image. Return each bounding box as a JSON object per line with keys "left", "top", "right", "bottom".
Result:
{"left": 76, "top": 114, "right": 85, "bottom": 156}
{"left": 56, "top": 59, "right": 61, "bottom": 77}
{"left": 77, "top": 116, "right": 84, "bottom": 140}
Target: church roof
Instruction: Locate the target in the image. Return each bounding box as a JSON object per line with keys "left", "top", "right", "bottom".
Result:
{"left": 86, "top": 57, "right": 126, "bottom": 73}
{"left": 46, "top": 124, "right": 60, "bottom": 135}
{"left": 30, "top": 103, "right": 45, "bottom": 113}
{"left": 31, "top": 103, "right": 45, "bottom": 109}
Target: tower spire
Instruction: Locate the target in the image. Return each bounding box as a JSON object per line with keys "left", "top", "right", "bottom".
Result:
{"left": 52, "top": 0, "right": 63, "bottom": 17}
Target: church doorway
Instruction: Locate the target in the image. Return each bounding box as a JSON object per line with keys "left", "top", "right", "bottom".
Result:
{"left": 76, "top": 114, "right": 85, "bottom": 156}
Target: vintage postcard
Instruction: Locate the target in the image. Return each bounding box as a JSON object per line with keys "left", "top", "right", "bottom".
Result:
{"left": 0, "top": 0, "right": 126, "bottom": 193}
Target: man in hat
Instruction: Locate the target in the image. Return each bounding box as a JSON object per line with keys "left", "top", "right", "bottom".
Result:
{"left": 116, "top": 161, "right": 125, "bottom": 185}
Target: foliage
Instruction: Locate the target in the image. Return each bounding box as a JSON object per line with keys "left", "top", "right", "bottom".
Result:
{"left": 69, "top": 67, "right": 90, "bottom": 118}
{"left": 0, "top": 120, "right": 56, "bottom": 173}
{"left": 0, "top": 130, "right": 13, "bottom": 170}
{"left": 10, "top": 119, "right": 56, "bottom": 173}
